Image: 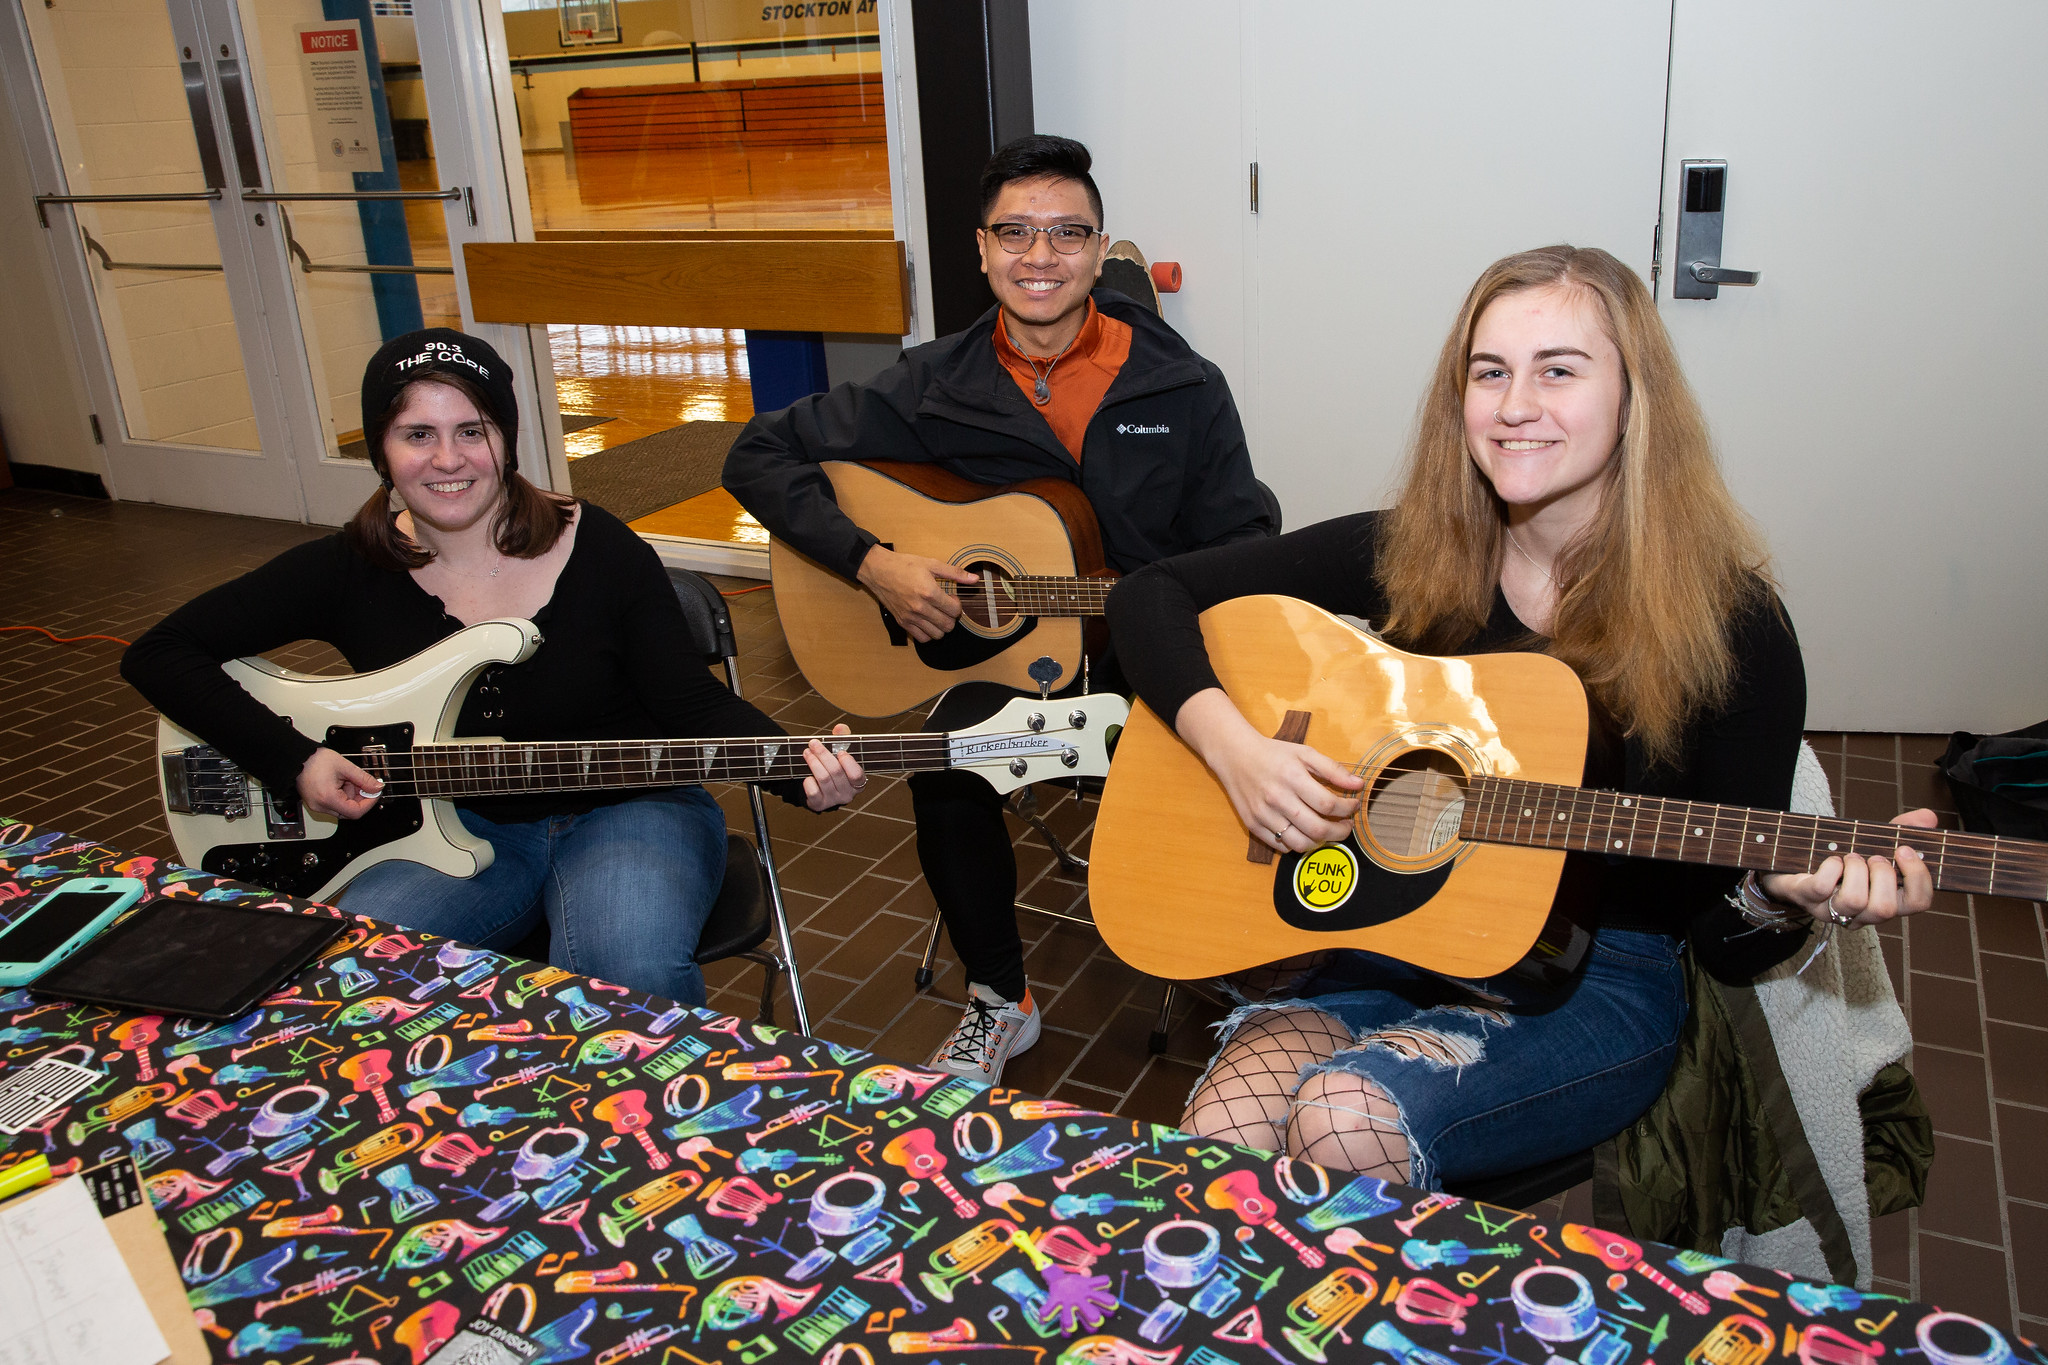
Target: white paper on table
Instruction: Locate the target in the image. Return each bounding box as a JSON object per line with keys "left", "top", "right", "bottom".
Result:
{"left": 0, "top": 1175, "right": 170, "bottom": 1365}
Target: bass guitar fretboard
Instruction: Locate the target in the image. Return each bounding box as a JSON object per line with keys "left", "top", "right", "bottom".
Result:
{"left": 364, "top": 734, "right": 959, "bottom": 800}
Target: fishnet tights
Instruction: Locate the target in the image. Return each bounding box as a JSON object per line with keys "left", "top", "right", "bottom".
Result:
{"left": 1180, "top": 1007, "right": 1412, "bottom": 1181}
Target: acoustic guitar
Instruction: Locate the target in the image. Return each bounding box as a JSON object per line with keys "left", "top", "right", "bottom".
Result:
{"left": 157, "top": 617, "right": 1126, "bottom": 902}
{"left": 768, "top": 461, "right": 1115, "bottom": 716}
{"left": 1089, "top": 595, "right": 2045, "bottom": 990}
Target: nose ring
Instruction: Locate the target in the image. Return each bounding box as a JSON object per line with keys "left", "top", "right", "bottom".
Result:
{"left": 1493, "top": 410, "right": 1504, "bottom": 425}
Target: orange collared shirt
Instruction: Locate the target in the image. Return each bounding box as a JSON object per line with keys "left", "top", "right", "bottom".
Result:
{"left": 993, "top": 297, "right": 1133, "bottom": 461}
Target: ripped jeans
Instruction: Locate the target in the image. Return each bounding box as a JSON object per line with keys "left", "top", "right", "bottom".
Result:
{"left": 1220, "top": 927, "right": 1688, "bottom": 1190}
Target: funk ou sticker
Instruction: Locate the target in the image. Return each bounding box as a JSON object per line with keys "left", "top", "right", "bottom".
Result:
{"left": 1294, "top": 844, "right": 1357, "bottom": 912}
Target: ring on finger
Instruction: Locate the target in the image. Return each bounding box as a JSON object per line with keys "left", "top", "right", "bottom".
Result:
{"left": 1274, "top": 822, "right": 1292, "bottom": 841}
{"left": 1825, "top": 894, "right": 1857, "bottom": 928}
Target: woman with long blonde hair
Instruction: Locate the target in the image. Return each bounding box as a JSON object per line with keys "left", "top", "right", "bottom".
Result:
{"left": 1106, "top": 246, "right": 1934, "bottom": 1184}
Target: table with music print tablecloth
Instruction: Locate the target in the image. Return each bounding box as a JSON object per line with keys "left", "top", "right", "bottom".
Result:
{"left": 0, "top": 817, "right": 2027, "bottom": 1365}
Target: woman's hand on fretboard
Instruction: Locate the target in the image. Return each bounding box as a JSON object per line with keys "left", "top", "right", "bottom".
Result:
{"left": 802, "top": 724, "right": 866, "bottom": 812}
{"left": 1758, "top": 807, "right": 1938, "bottom": 928}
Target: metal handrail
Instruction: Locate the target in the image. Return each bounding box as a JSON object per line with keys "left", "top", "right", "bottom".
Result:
{"left": 79, "top": 227, "right": 223, "bottom": 274}
{"left": 34, "top": 189, "right": 222, "bottom": 228}
{"left": 278, "top": 204, "right": 453, "bottom": 278}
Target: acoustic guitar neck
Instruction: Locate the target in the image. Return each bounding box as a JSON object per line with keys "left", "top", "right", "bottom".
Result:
{"left": 1464, "top": 776, "right": 2047, "bottom": 901}
{"left": 944, "top": 572, "right": 1114, "bottom": 623}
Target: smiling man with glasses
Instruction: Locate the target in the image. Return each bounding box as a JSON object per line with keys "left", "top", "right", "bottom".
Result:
{"left": 724, "top": 134, "right": 1272, "bottom": 1084}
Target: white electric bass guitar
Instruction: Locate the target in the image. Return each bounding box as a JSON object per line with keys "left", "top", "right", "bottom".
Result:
{"left": 158, "top": 618, "right": 1126, "bottom": 902}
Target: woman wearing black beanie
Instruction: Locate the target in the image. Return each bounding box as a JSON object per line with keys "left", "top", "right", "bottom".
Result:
{"left": 124, "top": 329, "right": 862, "bottom": 1005}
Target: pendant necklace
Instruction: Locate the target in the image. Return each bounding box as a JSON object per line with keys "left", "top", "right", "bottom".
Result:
{"left": 1504, "top": 527, "right": 1555, "bottom": 584}
{"left": 439, "top": 549, "right": 504, "bottom": 579}
{"left": 1012, "top": 321, "right": 1080, "bottom": 406}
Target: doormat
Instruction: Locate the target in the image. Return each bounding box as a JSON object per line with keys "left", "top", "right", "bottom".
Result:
{"left": 336, "top": 412, "right": 613, "bottom": 461}
{"left": 565, "top": 420, "right": 744, "bottom": 524}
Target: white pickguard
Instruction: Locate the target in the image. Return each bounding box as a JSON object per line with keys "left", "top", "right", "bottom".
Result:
{"left": 156, "top": 619, "right": 541, "bottom": 903}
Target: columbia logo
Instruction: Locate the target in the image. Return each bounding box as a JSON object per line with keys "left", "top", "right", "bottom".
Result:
{"left": 1116, "top": 423, "right": 1170, "bottom": 435}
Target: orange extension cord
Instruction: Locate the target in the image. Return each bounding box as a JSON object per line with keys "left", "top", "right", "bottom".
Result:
{"left": 1, "top": 624, "right": 133, "bottom": 648}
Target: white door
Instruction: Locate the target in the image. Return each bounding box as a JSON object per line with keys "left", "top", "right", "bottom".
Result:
{"left": 1247, "top": 3, "right": 1672, "bottom": 521}
{"left": 1, "top": 0, "right": 538, "bottom": 525}
{"left": 1660, "top": 1, "right": 2048, "bottom": 732}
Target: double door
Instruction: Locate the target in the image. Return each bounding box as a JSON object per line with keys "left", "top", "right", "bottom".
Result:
{"left": 3, "top": 0, "right": 542, "bottom": 525}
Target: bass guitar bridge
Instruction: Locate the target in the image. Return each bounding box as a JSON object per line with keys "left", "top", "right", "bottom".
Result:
{"left": 161, "top": 746, "right": 249, "bottom": 820}
{"left": 162, "top": 746, "right": 305, "bottom": 838}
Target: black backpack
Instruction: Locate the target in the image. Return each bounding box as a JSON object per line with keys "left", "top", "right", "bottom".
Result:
{"left": 1941, "top": 720, "right": 2048, "bottom": 841}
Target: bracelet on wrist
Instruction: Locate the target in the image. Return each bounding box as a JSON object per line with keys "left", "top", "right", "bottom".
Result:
{"left": 1726, "top": 871, "right": 1807, "bottom": 933}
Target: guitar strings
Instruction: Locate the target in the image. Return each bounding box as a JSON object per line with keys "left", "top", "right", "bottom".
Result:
{"left": 1345, "top": 775, "right": 2042, "bottom": 892}
{"left": 1461, "top": 777, "right": 2039, "bottom": 887}
{"left": 334, "top": 727, "right": 1078, "bottom": 801}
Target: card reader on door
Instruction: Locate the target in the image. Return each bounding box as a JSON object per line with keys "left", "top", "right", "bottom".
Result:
{"left": 1674, "top": 160, "right": 1762, "bottom": 300}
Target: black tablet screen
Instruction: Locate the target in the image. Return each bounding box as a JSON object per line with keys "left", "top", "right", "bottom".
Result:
{"left": 31, "top": 898, "right": 350, "bottom": 1019}
{"left": 0, "top": 889, "right": 126, "bottom": 964}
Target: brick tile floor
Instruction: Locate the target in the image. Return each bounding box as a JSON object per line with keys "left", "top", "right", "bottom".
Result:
{"left": 2, "top": 486, "right": 2040, "bottom": 1323}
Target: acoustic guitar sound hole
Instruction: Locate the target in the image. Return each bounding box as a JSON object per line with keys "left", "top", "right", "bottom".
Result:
{"left": 1364, "top": 750, "right": 1468, "bottom": 860}
{"left": 952, "top": 559, "right": 1024, "bottom": 636}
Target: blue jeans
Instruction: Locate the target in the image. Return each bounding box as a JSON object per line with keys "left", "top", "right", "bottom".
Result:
{"left": 1224, "top": 927, "right": 1689, "bottom": 1190}
{"left": 339, "top": 787, "right": 727, "bottom": 1006}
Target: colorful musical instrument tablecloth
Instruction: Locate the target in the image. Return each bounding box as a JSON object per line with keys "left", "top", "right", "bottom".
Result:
{"left": 0, "top": 818, "right": 2029, "bottom": 1365}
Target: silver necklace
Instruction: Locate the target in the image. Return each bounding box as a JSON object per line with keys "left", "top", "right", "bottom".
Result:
{"left": 1011, "top": 321, "right": 1080, "bottom": 406}
{"left": 438, "top": 550, "right": 504, "bottom": 580}
{"left": 1504, "top": 528, "right": 1555, "bottom": 584}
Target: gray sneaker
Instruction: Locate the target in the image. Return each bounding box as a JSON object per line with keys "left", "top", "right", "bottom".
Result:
{"left": 929, "top": 982, "right": 1041, "bottom": 1085}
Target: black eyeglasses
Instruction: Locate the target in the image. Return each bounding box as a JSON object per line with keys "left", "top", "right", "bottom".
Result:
{"left": 984, "top": 222, "right": 1100, "bottom": 255}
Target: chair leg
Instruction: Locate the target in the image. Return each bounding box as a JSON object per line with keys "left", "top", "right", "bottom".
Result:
{"left": 738, "top": 949, "right": 782, "bottom": 1027}
{"left": 914, "top": 905, "right": 944, "bottom": 989}
{"left": 1151, "top": 981, "right": 1176, "bottom": 1055}
{"left": 747, "top": 784, "right": 810, "bottom": 1036}
{"left": 1007, "top": 785, "right": 1088, "bottom": 877}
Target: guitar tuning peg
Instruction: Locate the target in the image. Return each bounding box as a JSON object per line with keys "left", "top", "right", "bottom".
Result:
{"left": 1028, "top": 655, "right": 1062, "bottom": 700}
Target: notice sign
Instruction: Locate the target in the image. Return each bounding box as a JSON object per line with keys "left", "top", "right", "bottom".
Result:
{"left": 296, "top": 20, "right": 381, "bottom": 171}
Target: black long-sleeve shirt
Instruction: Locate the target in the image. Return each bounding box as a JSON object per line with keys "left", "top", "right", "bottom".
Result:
{"left": 123, "top": 504, "right": 797, "bottom": 822}
{"left": 1107, "top": 511, "right": 1811, "bottom": 981}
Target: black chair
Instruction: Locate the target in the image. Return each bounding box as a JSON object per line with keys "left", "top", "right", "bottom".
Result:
{"left": 507, "top": 566, "right": 808, "bottom": 1031}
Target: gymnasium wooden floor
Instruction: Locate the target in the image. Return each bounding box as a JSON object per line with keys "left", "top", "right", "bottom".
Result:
{"left": 401, "top": 142, "right": 889, "bottom": 547}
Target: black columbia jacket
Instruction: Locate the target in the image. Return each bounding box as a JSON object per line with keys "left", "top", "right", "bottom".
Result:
{"left": 721, "top": 290, "right": 1273, "bottom": 581}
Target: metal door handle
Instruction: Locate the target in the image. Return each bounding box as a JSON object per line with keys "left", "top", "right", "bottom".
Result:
{"left": 1690, "top": 263, "right": 1760, "bottom": 286}
{"left": 215, "top": 54, "right": 264, "bottom": 188}
{"left": 32, "top": 190, "right": 222, "bottom": 228}
{"left": 182, "top": 60, "right": 226, "bottom": 190}
{"left": 241, "top": 189, "right": 462, "bottom": 203}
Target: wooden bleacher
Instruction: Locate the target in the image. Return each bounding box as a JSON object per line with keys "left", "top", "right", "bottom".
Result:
{"left": 566, "top": 72, "right": 884, "bottom": 153}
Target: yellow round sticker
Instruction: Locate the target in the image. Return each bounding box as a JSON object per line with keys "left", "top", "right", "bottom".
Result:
{"left": 1294, "top": 844, "right": 1357, "bottom": 912}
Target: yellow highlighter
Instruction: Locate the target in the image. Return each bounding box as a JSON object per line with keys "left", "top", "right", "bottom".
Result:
{"left": 0, "top": 1154, "right": 52, "bottom": 1201}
